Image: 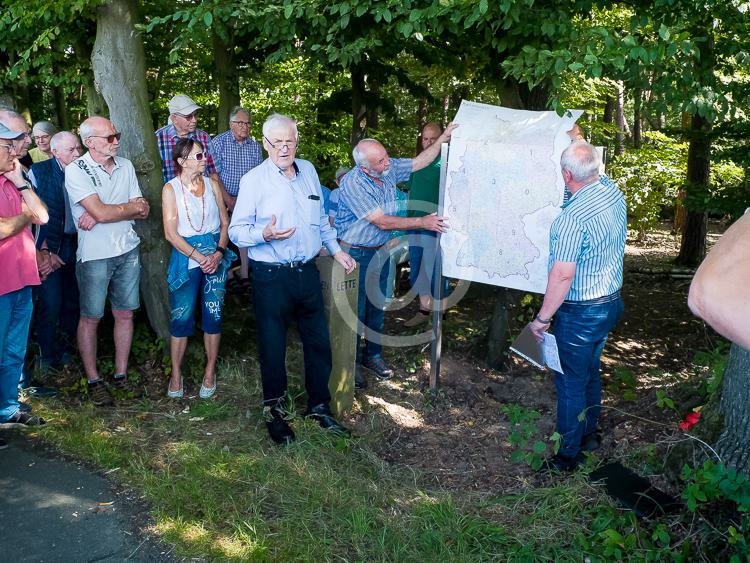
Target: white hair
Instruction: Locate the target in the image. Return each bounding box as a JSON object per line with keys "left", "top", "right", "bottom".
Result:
{"left": 229, "top": 106, "right": 250, "bottom": 122}
{"left": 32, "top": 120, "right": 58, "bottom": 136}
{"left": 79, "top": 120, "right": 95, "bottom": 141}
{"left": 335, "top": 166, "right": 350, "bottom": 181}
{"left": 561, "top": 141, "right": 601, "bottom": 182}
{"left": 352, "top": 138, "right": 380, "bottom": 168}
{"left": 50, "top": 131, "right": 79, "bottom": 151}
{"left": 262, "top": 113, "right": 298, "bottom": 140}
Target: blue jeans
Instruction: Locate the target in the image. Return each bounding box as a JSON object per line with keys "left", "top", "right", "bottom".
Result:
{"left": 0, "top": 287, "right": 33, "bottom": 421}
{"left": 552, "top": 295, "right": 623, "bottom": 458}
{"left": 407, "top": 231, "right": 448, "bottom": 301}
{"left": 169, "top": 266, "right": 227, "bottom": 337}
{"left": 348, "top": 247, "right": 390, "bottom": 362}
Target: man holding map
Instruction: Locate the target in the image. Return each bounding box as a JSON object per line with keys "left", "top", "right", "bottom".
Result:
{"left": 336, "top": 125, "right": 456, "bottom": 387}
{"left": 529, "top": 140, "right": 626, "bottom": 472}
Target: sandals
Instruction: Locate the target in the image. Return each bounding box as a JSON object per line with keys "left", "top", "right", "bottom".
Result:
{"left": 166, "top": 377, "right": 183, "bottom": 398}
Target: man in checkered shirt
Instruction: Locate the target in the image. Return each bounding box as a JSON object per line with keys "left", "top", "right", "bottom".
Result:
{"left": 155, "top": 94, "right": 231, "bottom": 208}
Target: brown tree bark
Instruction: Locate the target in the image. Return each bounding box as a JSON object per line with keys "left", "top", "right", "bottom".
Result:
{"left": 633, "top": 87, "right": 642, "bottom": 149}
{"left": 715, "top": 344, "right": 750, "bottom": 477}
{"left": 91, "top": 0, "right": 171, "bottom": 339}
{"left": 676, "top": 114, "right": 711, "bottom": 266}
{"left": 350, "top": 65, "right": 367, "bottom": 147}
{"left": 52, "top": 84, "right": 69, "bottom": 130}
{"left": 615, "top": 81, "right": 626, "bottom": 156}
{"left": 212, "top": 28, "right": 240, "bottom": 134}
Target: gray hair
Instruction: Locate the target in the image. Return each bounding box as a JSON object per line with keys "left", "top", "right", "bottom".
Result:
{"left": 561, "top": 141, "right": 601, "bottom": 182}
{"left": 0, "top": 109, "right": 23, "bottom": 123}
{"left": 262, "top": 113, "right": 298, "bottom": 140}
{"left": 50, "top": 131, "right": 79, "bottom": 151}
{"left": 352, "top": 138, "right": 380, "bottom": 168}
{"left": 335, "top": 166, "right": 350, "bottom": 181}
{"left": 32, "top": 120, "right": 58, "bottom": 136}
{"left": 79, "top": 119, "right": 95, "bottom": 141}
{"left": 229, "top": 106, "right": 250, "bottom": 122}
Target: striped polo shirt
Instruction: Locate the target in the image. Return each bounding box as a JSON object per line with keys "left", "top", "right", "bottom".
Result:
{"left": 548, "top": 176, "right": 626, "bottom": 301}
{"left": 335, "top": 158, "right": 412, "bottom": 246}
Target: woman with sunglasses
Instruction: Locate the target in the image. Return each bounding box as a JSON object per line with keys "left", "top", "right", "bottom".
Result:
{"left": 162, "top": 138, "right": 235, "bottom": 399}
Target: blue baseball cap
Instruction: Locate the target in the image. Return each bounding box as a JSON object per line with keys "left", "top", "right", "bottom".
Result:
{"left": 0, "top": 122, "right": 24, "bottom": 140}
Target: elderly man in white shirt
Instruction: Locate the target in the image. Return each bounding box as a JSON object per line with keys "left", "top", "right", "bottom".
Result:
{"left": 229, "top": 113, "right": 356, "bottom": 445}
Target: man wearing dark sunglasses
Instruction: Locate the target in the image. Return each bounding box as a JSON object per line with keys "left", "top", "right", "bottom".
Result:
{"left": 155, "top": 94, "right": 229, "bottom": 208}
{"left": 64, "top": 116, "right": 150, "bottom": 407}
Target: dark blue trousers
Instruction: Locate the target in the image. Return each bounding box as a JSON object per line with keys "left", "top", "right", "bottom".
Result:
{"left": 251, "top": 261, "right": 332, "bottom": 409}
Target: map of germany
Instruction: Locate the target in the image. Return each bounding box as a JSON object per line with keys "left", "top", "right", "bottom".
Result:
{"left": 441, "top": 101, "right": 583, "bottom": 293}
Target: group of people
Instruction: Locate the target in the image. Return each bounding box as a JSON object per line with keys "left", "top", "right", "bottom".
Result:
{"left": 0, "top": 94, "right": 455, "bottom": 447}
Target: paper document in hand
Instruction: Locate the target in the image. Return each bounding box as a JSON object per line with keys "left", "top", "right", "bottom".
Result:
{"left": 509, "top": 325, "right": 544, "bottom": 370}
{"left": 541, "top": 333, "right": 563, "bottom": 374}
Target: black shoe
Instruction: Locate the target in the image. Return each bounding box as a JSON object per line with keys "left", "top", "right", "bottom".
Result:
{"left": 109, "top": 374, "right": 144, "bottom": 398}
{"left": 18, "top": 403, "right": 32, "bottom": 413}
{"left": 1, "top": 411, "right": 46, "bottom": 428}
{"left": 581, "top": 432, "right": 602, "bottom": 452}
{"left": 307, "top": 404, "right": 351, "bottom": 438}
{"left": 265, "top": 407, "right": 295, "bottom": 445}
{"left": 537, "top": 453, "right": 584, "bottom": 473}
{"left": 361, "top": 357, "right": 394, "bottom": 380}
{"left": 354, "top": 368, "right": 368, "bottom": 390}
{"left": 88, "top": 379, "right": 115, "bottom": 406}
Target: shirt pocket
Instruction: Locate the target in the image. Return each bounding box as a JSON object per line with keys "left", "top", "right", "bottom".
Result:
{"left": 307, "top": 197, "right": 321, "bottom": 227}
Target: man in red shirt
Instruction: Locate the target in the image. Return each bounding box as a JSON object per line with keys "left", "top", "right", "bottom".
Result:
{"left": 0, "top": 121, "right": 49, "bottom": 430}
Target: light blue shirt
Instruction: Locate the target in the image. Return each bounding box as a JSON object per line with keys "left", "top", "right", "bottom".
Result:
{"left": 335, "top": 158, "right": 412, "bottom": 247}
{"left": 549, "top": 176, "right": 627, "bottom": 301}
{"left": 228, "top": 158, "right": 341, "bottom": 263}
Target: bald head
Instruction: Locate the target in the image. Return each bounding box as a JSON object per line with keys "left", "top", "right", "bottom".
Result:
{"left": 80, "top": 116, "right": 120, "bottom": 161}
{"left": 420, "top": 122, "right": 442, "bottom": 151}
{"left": 561, "top": 141, "right": 601, "bottom": 184}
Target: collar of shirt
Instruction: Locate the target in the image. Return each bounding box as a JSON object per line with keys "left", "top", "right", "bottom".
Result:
{"left": 561, "top": 178, "right": 601, "bottom": 209}
{"left": 272, "top": 160, "right": 300, "bottom": 178}
{"left": 84, "top": 151, "right": 122, "bottom": 174}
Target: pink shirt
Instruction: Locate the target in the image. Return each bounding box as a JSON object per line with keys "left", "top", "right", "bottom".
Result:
{"left": 0, "top": 176, "right": 40, "bottom": 296}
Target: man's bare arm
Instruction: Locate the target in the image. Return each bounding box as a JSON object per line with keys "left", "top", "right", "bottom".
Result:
{"left": 411, "top": 123, "right": 458, "bottom": 173}
{"left": 689, "top": 213, "right": 750, "bottom": 349}
{"left": 0, "top": 210, "right": 32, "bottom": 240}
{"left": 364, "top": 208, "right": 447, "bottom": 233}
{"left": 78, "top": 193, "right": 149, "bottom": 224}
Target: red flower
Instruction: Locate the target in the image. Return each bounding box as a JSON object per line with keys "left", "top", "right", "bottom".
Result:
{"left": 679, "top": 411, "right": 702, "bottom": 431}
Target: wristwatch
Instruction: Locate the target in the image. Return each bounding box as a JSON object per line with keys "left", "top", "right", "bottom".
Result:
{"left": 16, "top": 182, "right": 31, "bottom": 192}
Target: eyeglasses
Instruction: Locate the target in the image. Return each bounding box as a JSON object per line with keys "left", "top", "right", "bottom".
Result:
{"left": 183, "top": 152, "right": 205, "bottom": 161}
{"left": 264, "top": 136, "right": 298, "bottom": 150}
{"left": 33, "top": 134, "right": 51, "bottom": 142}
{"left": 177, "top": 113, "right": 198, "bottom": 122}
{"left": 0, "top": 143, "right": 16, "bottom": 153}
{"left": 231, "top": 120, "right": 251, "bottom": 127}
{"left": 89, "top": 132, "right": 122, "bottom": 143}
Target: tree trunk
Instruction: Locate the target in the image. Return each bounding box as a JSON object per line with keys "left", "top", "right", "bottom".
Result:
{"left": 485, "top": 287, "right": 523, "bottom": 370}
{"left": 676, "top": 114, "right": 711, "bottom": 266}
{"left": 212, "top": 28, "right": 240, "bottom": 134}
{"left": 366, "top": 76, "right": 379, "bottom": 134}
{"left": 715, "top": 344, "right": 750, "bottom": 477}
{"left": 415, "top": 97, "right": 427, "bottom": 154}
{"left": 615, "top": 81, "right": 626, "bottom": 156}
{"left": 84, "top": 80, "right": 108, "bottom": 118}
{"left": 632, "top": 87, "right": 642, "bottom": 149}
{"left": 52, "top": 84, "right": 69, "bottom": 130}
{"left": 350, "top": 65, "right": 367, "bottom": 147}
{"left": 91, "top": 0, "right": 170, "bottom": 339}
{"left": 603, "top": 95, "right": 614, "bottom": 124}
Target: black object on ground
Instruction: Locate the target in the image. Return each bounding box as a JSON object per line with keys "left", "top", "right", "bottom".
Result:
{"left": 589, "top": 461, "right": 682, "bottom": 518}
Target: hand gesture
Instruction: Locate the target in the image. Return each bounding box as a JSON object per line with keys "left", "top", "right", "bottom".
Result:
{"left": 78, "top": 211, "right": 98, "bottom": 231}
{"left": 333, "top": 251, "right": 357, "bottom": 274}
{"left": 37, "top": 250, "right": 53, "bottom": 278}
{"left": 420, "top": 213, "right": 449, "bottom": 233}
{"left": 262, "top": 214, "right": 296, "bottom": 241}
{"left": 440, "top": 122, "right": 459, "bottom": 143}
{"left": 49, "top": 253, "right": 65, "bottom": 272}
{"left": 2, "top": 158, "right": 26, "bottom": 187}
{"left": 199, "top": 251, "right": 222, "bottom": 274}
{"left": 131, "top": 197, "right": 150, "bottom": 219}
{"left": 528, "top": 317, "right": 551, "bottom": 343}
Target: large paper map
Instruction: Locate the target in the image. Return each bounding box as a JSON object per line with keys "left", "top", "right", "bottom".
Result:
{"left": 440, "top": 101, "right": 582, "bottom": 294}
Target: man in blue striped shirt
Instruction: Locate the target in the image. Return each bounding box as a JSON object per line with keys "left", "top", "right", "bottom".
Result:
{"left": 529, "top": 141, "right": 626, "bottom": 472}
{"left": 336, "top": 124, "right": 456, "bottom": 386}
{"left": 229, "top": 113, "right": 356, "bottom": 445}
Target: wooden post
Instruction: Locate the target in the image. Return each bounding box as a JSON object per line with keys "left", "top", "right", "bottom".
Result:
{"left": 317, "top": 256, "right": 359, "bottom": 415}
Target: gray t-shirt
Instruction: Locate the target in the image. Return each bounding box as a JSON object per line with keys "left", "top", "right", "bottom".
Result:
{"left": 65, "top": 152, "right": 142, "bottom": 262}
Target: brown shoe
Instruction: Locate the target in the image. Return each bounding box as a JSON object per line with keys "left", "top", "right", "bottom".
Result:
{"left": 109, "top": 375, "right": 144, "bottom": 399}
{"left": 88, "top": 380, "right": 115, "bottom": 406}
{"left": 403, "top": 310, "right": 431, "bottom": 328}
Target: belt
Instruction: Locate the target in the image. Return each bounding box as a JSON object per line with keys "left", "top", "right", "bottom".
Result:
{"left": 563, "top": 290, "right": 621, "bottom": 305}
{"left": 252, "top": 259, "right": 315, "bottom": 269}
{"left": 339, "top": 241, "right": 384, "bottom": 251}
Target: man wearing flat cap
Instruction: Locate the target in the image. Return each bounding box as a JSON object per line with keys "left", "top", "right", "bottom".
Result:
{"left": 155, "top": 94, "right": 230, "bottom": 208}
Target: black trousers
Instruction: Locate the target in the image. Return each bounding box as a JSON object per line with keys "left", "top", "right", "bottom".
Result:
{"left": 251, "top": 260, "right": 332, "bottom": 409}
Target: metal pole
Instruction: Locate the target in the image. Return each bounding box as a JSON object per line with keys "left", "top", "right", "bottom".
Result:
{"left": 429, "top": 142, "right": 449, "bottom": 391}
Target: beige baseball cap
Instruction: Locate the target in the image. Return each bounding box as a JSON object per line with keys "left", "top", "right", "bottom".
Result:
{"left": 168, "top": 94, "right": 201, "bottom": 116}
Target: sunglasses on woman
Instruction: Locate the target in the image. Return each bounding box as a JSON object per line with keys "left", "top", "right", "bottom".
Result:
{"left": 183, "top": 152, "right": 205, "bottom": 161}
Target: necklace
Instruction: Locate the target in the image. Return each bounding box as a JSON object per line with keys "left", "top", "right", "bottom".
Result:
{"left": 179, "top": 176, "right": 205, "bottom": 232}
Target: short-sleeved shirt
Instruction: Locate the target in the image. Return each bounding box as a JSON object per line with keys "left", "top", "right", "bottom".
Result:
{"left": 548, "top": 177, "right": 626, "bottom": 301}
{"left": 0, "top": 177, "right": 40, "bottom": 295}
{"left": 406, "top": 155, "right": 440, "bottom": 218}
{"left": 228, "top": 158, "right": 341, "bottom": 264}
{"left": 335, "top": 158, "right": 412, "bottom": 247}
{"left": 155, "top": 124, "right": 218, "bottom": 184}
{"left": 65, "top": 152, "right": 142, "bottom": 263}
{"left": 212, "top": 131, "right": 263, "bottom": 197}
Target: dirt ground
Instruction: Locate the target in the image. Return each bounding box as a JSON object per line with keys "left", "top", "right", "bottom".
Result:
{"left": 352, "top": 221, "right": 725, "bottom": 493}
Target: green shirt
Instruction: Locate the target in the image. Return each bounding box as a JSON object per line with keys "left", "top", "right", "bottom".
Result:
{"left": 406, "top": 156, "right": 441, "bottom": 218}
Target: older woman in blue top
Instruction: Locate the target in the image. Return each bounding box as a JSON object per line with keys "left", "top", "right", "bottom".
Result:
{"left": 162, "top": 138, "right": 234, "bottom": 399}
